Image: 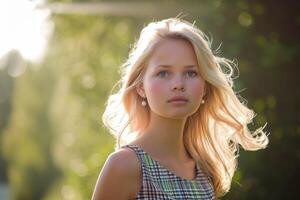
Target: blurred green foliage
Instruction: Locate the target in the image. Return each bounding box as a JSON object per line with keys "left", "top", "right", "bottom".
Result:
{"left": 0, "top": 0, "right": 299, "bottom": 199}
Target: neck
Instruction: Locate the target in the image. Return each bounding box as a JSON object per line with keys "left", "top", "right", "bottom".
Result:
{"left": 138, "top": 112, "right": 191, "bottom": 162}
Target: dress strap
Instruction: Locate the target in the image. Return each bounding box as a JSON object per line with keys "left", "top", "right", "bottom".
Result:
{"left": 120, "top": 144, "right": 158, "bottom": 171}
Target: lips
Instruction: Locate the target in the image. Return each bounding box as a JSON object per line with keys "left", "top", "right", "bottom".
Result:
{"left": 167, "top": 96, "right": 188, "bottom": 102}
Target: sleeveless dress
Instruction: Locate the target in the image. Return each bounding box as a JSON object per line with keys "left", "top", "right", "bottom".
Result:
{"left": 121, "top": 144, "right": 215, "bottom": 200}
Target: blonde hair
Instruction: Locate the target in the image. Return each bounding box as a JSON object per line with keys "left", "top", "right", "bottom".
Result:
{"left": 102, "top": 18, "right": 269, "bottom": 197}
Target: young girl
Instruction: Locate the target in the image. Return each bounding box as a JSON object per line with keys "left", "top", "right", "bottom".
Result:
{"left": 92, "top": 18, "right": 269, "bottom": 200}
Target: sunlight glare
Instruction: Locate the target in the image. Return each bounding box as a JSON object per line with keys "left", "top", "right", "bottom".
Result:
{"left": 0, "top": 0, "right": 53, "bottom": 63}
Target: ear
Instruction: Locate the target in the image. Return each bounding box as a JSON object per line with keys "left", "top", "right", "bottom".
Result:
{"left": 136, "top": 82, "right": 146, "bottom": 98}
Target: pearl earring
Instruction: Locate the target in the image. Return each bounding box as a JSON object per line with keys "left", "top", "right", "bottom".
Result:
{"left": 141, "top": 94, "right": 147, "bottom": 107}
{"left": 201, "top": 99, "right": 205, "bottom": 104}
{"left": 142, "top": 99, "right": 147, "bottom": 106}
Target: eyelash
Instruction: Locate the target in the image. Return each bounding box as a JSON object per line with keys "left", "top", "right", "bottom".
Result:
{"left": 186, "top": 70, "right": 198, "bottom": 77}
{"left": 157, "top": 70, "right": 198, "bottom": 78}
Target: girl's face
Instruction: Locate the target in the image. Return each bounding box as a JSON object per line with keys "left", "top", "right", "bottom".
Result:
{"left": 137, "top": 38, "right": 206, "bottom": 119}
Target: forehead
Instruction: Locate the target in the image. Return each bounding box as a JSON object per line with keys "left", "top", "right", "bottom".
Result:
{"left": 147, "top": 38, "right": 198, "bottom": 67}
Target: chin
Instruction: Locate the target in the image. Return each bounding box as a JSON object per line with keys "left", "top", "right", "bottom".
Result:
{"left": 151, "top": 107, "right": 197, "bottom": 120}
{"left": 161, "top": 111, "right": 194, "bottom": 120}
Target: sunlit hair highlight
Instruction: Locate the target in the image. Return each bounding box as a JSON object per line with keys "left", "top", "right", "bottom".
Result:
{"left": 102, "top": 18, "right": 269, "bottom": 197}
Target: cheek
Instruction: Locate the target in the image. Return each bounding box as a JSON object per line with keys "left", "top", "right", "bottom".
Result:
{"left": 147, "top": 80, "right": 166, "bottom": 96}
{"left": 189, "top": 79, "right": 205, "bottom": 97}
{"left": 144, "top": 79, "right": 167, "bottom": 103}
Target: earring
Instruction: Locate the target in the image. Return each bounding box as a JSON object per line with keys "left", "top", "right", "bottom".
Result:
{"left": 142, "top": 97, "right": 147, "bottom": 107}
{"left": 201, "top": 99, "right": 205, "bottom": 104}
{"left": 142, "top": 99, "right": 147, "bottom": 106}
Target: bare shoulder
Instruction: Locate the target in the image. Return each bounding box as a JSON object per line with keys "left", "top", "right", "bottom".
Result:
{"left": 91, "top": 147, "right": 142, "bottom": 200}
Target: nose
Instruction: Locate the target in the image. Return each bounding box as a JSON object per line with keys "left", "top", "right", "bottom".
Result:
{"left": 171, "top": 75, "right": 185, "bottom": 92}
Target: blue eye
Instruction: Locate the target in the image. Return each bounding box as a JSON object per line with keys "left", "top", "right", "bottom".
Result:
{"left": 186, "top": 70, "right": 198, "bottom": 77}
{"left": 158, "top": 71, "right": 169, "bottom": 78}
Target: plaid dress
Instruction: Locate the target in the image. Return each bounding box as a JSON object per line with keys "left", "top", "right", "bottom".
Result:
{"left": 121, "top": 144, "right": 215, "bottom": 200}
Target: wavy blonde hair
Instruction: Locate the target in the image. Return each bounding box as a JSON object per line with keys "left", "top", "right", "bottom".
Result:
{"left": 102, "top": 18, "right": 269, "bottom": 197}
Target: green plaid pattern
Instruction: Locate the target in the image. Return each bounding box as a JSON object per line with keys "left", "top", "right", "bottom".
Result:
{"left": 121, "top": 144, "right": 215, "bottom": 199}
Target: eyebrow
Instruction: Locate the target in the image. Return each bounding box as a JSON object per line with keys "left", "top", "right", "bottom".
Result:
{"left": 156, "top": 65, "right": 198, "bottom": 69}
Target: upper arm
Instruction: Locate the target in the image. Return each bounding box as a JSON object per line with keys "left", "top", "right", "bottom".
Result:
{"left": 91, "top": 148, "right": 141, "bottom": 200}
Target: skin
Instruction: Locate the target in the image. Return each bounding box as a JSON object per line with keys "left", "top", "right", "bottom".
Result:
{"left": 92, "top": 38, "right": 206, "bottom": 200}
